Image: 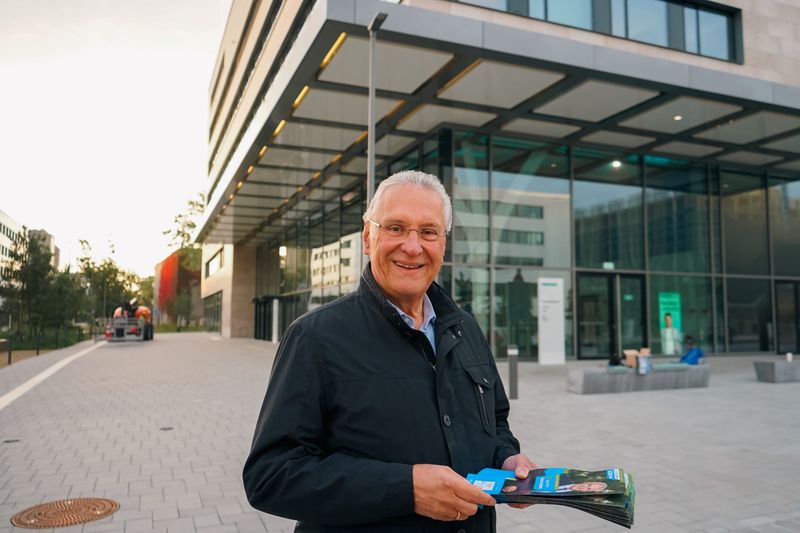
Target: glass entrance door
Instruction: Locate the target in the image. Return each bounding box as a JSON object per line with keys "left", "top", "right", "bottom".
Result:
{"left": 577, "top": 273, "right": 646, "bottom": 360}
{"left": 776, "top": 282, "right": 799, "bottom": 354}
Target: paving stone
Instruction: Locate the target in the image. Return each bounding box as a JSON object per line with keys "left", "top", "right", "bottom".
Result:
{"left": 1, "top": 335, "right": 798, "bottom": 533}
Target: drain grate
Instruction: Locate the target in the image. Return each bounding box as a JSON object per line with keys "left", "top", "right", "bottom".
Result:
{"left": 10, "top": 498, "right": 119, "bottom": 529}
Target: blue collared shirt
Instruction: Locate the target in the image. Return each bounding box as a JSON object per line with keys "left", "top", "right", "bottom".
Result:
{"left": 389, "top": 294, "right": 437, "bottom": 354}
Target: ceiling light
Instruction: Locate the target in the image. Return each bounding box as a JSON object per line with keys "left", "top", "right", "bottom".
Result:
{"left": 673, "top": 115, "right": 683, "bottom": 121}
{"left": 611, "top": 160, "right": 622, "bottom": 168}
{"left": 259, "top": 145, "right": 268, "bottom": 158}
{"left": 273, "top": 119, "right": 287, "bottom": 138}
{"left": 292, "top": 86, "right": 310, "bottom": 109}
{"left": 320, "top": 32, "right": 347, "bottom": 69}
{"left": 236, "top": 181, "right": 243, "bottom": 189}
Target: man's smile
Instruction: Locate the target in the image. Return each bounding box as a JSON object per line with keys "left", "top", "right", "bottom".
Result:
{"left": 394, "top": 261, "right": 424, "bottom": 270}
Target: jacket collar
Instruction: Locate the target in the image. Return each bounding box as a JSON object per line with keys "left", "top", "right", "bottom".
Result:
{"left": 358, "top": 263, "right": 462, "bottom": 331}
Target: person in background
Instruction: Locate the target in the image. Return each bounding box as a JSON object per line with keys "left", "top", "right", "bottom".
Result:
{"left": 679, "top": 335, "right": 705, "bottom": 364}
{"left": 660, "top": 312, "right": 682, "bottom": 355}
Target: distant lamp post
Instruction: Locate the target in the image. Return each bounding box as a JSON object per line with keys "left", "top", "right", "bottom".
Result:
{"left": 367, "top": 12, "right": 387, "bottom": 209}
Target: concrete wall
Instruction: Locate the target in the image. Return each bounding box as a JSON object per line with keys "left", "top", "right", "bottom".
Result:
{"left": 201, "top": 243, "right": 256, "bottom": 338}
{"left": 406, "top": 0, "right": 800, "bottom": 87}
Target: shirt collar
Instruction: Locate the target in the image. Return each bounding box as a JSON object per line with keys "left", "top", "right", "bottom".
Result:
{"left": 388, "top": 293, "right": 437, "bottom": 331}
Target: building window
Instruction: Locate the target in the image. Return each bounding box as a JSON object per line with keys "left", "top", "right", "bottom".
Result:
{"left": 203, "top": 291, "right": 222, "bottom": 333}
{"left": 205, "top": 249, "right": 224, "bottom": 278}
{"left": 457, "top": 0, "right": 739, "bottom": 62}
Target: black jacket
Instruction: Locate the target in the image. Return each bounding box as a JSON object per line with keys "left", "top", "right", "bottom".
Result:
{"left": 243, "top": 265, "right": 521, "bottom": 532}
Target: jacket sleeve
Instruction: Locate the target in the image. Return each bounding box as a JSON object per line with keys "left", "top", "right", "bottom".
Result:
{"left": 242, "top": 322, "right": 414, "bottom": 526}
{"left": 487, "top": 343, "right": 521, "bottom": 469}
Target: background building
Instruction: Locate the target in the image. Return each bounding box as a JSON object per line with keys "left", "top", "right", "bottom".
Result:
{"left": 153, "top": 248, "right": 202, "bottom": 328}
{"left": 0, "top": 209, "right": 24, "bottom": 282}
{"left": 28, "top": 229, "right": 60, "bottom": 271}
{"left": 0, "top": 209, "right": 24, "bottom": 330}
{"left": 196, "top": 0, "right": 800, "bottom": 360}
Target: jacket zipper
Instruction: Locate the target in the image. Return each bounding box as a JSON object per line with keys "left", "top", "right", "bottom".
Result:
{"left": 477, "top": 384, "right": 490, "bottom": 428}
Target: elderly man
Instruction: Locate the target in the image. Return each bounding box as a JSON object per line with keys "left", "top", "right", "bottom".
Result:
{"left": 243, "top": 170, "right": 535, "bottom": 532}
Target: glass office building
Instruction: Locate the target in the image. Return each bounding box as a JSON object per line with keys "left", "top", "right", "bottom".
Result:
{"left": 198, "top": 0, "right": 800, "bottom": 360}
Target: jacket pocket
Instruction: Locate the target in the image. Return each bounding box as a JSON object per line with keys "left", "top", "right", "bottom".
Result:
{"left": 464, "top": 365, "right": 497, "bottom": 436}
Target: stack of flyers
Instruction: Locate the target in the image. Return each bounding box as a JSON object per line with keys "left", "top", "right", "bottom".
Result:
{"left": 467, "top": 467, "right": 636, "bottom": 528}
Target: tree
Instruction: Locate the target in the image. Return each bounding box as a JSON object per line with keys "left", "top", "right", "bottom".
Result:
{"left": 163, "top": 193, "right": 205, "bottom": 271}
{"left": 77, "top": 240, "right": 138, "bottom": 318}
{"left": 170, "top": 290, "right": 193, "bottom": 331}
{"left": 139, "top": 276, "right": 154, "bottom": 309}
{"left": 0, "top": 227, "right": 53, "bottom": 340}
{"left": 44, "top": 267, "right": 86, "bottom": 347}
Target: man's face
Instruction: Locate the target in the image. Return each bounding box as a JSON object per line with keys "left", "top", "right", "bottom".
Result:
{"left": 363, "top": 184, "right": 446, "bottom": 306}
{"left": 571, "top": 482, "right": 608, "bottom": 492}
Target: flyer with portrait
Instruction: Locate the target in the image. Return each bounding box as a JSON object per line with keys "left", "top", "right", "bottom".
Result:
{"left": 467, "top": 467, "right": 635, "bottom": 528}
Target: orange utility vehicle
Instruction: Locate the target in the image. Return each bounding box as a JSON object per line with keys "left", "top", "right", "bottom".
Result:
{"left": 105, "top": 299, "right": 154, "bottom": 342}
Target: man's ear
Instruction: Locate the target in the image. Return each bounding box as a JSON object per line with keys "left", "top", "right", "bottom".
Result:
{"left": 362, "top": 223, "right": 371, "bottom": 255}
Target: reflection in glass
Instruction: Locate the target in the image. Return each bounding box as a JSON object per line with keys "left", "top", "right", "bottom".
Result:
{"left": 726, "top": 278, "right": 772, "bottom": 352}
{"left": 710, "top": 169, "right": 722, "bottom": 273}
{"left": 389, "top": 146, "right": 419, "bottom": 175}
{"left": 721, "top": 171, "right": 768, "bottom": 275}
{"left": 627, "top": 0, "right": 667, "bottom": 46}
{"left": 768, "top": 177, "right": 800, "bottom": 276}
{"left": 775, "top": 282, "right": 798, "bottom": 354}
{"left": 492, "top": 137, "right": 570, "bottom": 267}
{"left": 684, "top": 6, "right": 698, "bottom": 53}
{"left": 438, "top": 265, "right": 452, "bottom": 296}
{"left": 493, "top": 268, "right": 572, "bottom": 360}
{"left": 649, "top": 275, "right": 712, "bottom": 354}
{"left": 619, "top": 276, "right": 645, "bottom": 356}
{"left": 714, "top": 277, "right": 724, "bottom": 352}
{"left": 453, "top": 131, "right": 489, "bottom": 263}
{"left": 699, "top": 9, "right": 731, "bottom": 60}
{"left": 454, "top": 266, "right": 490, "bottom": 339}
{"left": 574, "top": 149, "right": 643, "bottom": 270}
{"left": 611, "top": 0, "right": 626, "bottom": 37}
{"left": 548, "top": 0, "right": 592, "bottom": 30}
{"left": 645, "top": 157, "right": 710, "bottom": 272}
{"left": 577, "top": 274, "right": 611, "bottom": 358}
{"left": 340, "top": 192, "right": 365, "bottom": 294}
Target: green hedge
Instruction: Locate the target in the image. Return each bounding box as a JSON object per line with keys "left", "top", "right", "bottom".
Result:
{"left": 0, "top": 328, "right": 86, "bottom": 350}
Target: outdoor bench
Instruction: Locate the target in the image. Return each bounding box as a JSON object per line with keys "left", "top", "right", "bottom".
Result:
{"left": 567, "top": 363, "right": 711, "bottom": 394}
{"left": 753, "top": 360, "right": 800, "bottom": 383}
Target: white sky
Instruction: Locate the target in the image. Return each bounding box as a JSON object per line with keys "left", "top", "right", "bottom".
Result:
{"left": 0, "top": 0, "right": 231, "bottom": 277}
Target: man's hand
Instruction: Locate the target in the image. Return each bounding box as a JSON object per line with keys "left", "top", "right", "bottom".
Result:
{"left": 412, "top": 464, "right": 495, "bottom": 521}
{"left": 502, "top": 454, "right": 538, "bottom": 509}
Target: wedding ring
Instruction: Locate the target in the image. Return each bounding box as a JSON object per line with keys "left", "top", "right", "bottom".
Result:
{"left": 456, "top": 512, "right": 462, "bottom": 521}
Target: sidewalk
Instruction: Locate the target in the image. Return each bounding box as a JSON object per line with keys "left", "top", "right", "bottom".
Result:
{"left": 0, "top": 333, "right": 798, "bottom": 533}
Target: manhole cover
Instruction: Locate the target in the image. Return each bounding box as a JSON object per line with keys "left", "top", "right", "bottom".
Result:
{"left": 10, "top": 498, "right": 119, "bottom": 529}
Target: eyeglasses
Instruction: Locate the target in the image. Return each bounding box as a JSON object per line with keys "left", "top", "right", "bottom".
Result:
{"left": 367, "top": 218, "right": 447, "bottom": 242}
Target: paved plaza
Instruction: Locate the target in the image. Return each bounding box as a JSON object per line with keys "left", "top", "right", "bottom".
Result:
{"left": 0, "top": 333, "right": 798, "bottom": 533}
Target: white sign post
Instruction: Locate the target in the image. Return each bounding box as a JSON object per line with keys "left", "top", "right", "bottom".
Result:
{"left": 537, "top": 278, "right": 565, "bottom": 365}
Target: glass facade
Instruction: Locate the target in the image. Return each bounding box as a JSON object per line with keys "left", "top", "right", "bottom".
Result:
{"left": 645, "top": 157, "right": 710, "bottom": 273}
{"left": 574, "top": 149, "right": 643, "bottom": 270}
{"left": 768, "top": 176, "right": 800, "bottom": 276}
{"left": 254, "top": 126, "right": 800, "bottom": 359}
{"left": 203, "top": 291, "right": 222, "bottom": 333}
{"left": 457, "top": 0, "right": 739, "bottom": 62}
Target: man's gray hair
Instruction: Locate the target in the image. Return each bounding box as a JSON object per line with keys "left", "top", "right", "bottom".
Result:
{"left": 363, "top": 170, "right": 452, "bottom": 232}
